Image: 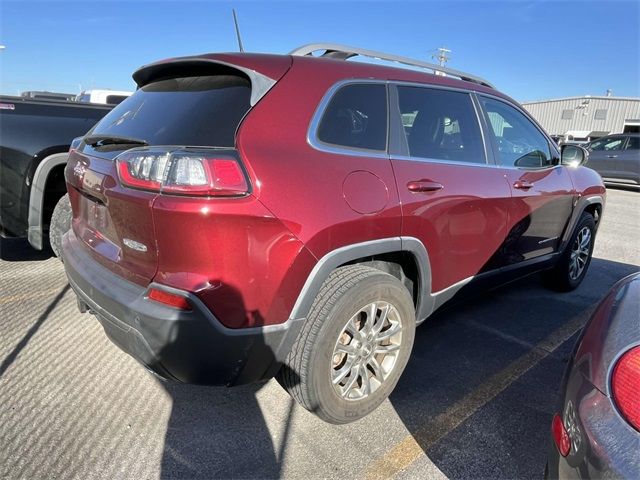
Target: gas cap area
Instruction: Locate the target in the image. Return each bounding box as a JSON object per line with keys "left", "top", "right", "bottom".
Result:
{"left": 342, "top": 170, "right": 389, "bottom": 215}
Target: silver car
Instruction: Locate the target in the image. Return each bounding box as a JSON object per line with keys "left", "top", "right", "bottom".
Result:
{"left": 585, "top": 134, "right": 640, "bottom": 187}
{"left": 546, "top": 272, "right": 640, "bottom": 478}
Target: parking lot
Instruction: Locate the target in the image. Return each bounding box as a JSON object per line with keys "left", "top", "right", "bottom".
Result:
{"left": 0, "top": 187, "right": 638, "bottom": 480}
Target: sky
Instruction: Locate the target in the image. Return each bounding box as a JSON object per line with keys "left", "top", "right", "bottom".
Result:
{"left": 0, "top": 0, "right": 638, "bottom": 102}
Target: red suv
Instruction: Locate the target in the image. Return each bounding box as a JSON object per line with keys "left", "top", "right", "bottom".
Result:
{"left": 62, "top": 44, "right": 605, "bottom": 424}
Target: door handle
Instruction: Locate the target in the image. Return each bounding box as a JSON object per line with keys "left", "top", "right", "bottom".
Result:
{"left": 513, "top": 180, "right": 534, "bottom": 190}
{"left": 407, "top": 180, "right": 444, "bottom": 193}
{"left": 606, "top": 155, "right": 618, "bottom": 158}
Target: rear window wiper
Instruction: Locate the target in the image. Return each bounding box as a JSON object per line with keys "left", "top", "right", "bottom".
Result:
{"left": 84, "top": 134, "right": 148, "bottom": 148}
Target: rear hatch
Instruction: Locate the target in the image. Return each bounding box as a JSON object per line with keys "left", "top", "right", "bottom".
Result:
{"left": 65, "top": 55, "right": 291, "bottom": 286}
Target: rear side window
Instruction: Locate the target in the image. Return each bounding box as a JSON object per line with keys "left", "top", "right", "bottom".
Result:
{"left": 89, "top": 75, "right": 251, "bottom": 148}
{"left": 480, "top": 97, "right": 553, "bottom": 168}
{"left": 317, "top": 83, "right": 387, "bottom": 152}
{"left": 397, "top": 87, "right": 484, "bottom": 163}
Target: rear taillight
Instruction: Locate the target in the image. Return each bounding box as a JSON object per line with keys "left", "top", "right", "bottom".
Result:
{"left": 148, "top": 288, "right": 192, "bottom": 310}
{"left": 611, "top": 346, "right": 640, "bottom": 431}
{"left": 551, "top": 413, "right": 571, "bottom": 457}
{"left": 116, "top": 147, "right": 249, "bottom": 196}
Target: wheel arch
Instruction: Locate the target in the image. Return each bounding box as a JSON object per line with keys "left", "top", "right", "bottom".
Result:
{"left": 27, "top": 151, "right": 69, "bottom": 250}
{"left": 288, "top": 237, "right": 435, "bottom": 324}
{"left": 560, "top": 195, "right": 604, "bottom": 251}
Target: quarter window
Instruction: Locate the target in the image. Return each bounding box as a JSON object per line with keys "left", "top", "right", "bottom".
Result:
{"left": 481, "top": 97, "right": 553, "bottom": 168}
{"left": 396, "top": 87, "right": 485, "bottom": 163}
{"left": 317, "top": 83, "right": 387, "bottom": 151}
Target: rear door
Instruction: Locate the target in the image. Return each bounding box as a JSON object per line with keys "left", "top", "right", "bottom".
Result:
{"left": 389, "top": 84, "right": 512, "bottom": 293}
{"left": 586, "top": 135, "right": 627, "bottom": 180}
{"left": 66, "top": 72, "right": 255, "bottom": 286}
{"left": 477, "top": 95, "right": 575, "bottom": 265}
{"left": 617, "top": 135, "right": 640, "bottom": 183}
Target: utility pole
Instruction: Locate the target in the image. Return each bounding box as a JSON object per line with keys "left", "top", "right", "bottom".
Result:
{"left": 431, "top": 47, "right": 451, "bottom": 76}
{"left": 433, "top": 47, "right": 451, "bottom": 66}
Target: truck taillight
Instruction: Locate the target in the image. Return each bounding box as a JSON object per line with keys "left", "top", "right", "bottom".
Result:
{"left": 611, "top": 346, "right": 640, "bottom": 431}
{"left": 116, "top": 147, "right": 249, "bottom": 197}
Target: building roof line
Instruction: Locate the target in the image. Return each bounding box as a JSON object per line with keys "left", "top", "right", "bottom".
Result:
{"left": 522, "top": 95, "right": 640, "bottom": 105}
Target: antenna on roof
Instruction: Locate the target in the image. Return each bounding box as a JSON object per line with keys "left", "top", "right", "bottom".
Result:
{"left": 232, "top": 9, "right": 244, "bottom": 52}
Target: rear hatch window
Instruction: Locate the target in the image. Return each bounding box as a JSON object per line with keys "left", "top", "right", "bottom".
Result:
{"left": 83, "top": 74, "right": 251, "bottom": 158}
{"left": 69, "top": 73, "right": 252, "bottom": 285}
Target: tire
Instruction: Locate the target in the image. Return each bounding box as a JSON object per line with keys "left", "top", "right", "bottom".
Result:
{"left": 49, "top": 193, "right": 71, "bottom": 259}
{"left": 278, "top": 265, "right": 416, "bottom": 424}
{"left": 543, "top": 212, "right": 596, "bottom": 292}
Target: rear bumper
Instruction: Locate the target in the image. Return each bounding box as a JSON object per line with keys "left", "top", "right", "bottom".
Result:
{"left": 61, "top": 229, "right": 304, "bottom": 386}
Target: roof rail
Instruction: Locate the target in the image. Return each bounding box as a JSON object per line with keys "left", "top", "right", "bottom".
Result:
{"left": 289, "top": 43, "right": 494, "bottom": 89}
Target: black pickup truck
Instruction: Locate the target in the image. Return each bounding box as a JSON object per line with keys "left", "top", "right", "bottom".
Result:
{"left": 0, "top": 96, "right": 114, "bottom": 255}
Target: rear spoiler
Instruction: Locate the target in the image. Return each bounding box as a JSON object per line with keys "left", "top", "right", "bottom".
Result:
{"left": 133, "top": 58, "right": 277, "bottom": 106}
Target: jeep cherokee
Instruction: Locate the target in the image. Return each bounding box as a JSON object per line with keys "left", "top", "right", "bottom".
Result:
{"left": 62, "top": 44, "right": 605, "bottom": 424}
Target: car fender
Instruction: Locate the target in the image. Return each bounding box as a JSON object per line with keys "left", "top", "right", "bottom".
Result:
{"left": 27, "top": 152, "right": 69, "bottom": 249}
{"left": 287, "top": 236, "right": 436, "bottom": 325}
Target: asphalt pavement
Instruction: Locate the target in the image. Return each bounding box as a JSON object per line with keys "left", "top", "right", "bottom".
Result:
{"left": 1, "top": 188, "right": 638, "bottom": 480}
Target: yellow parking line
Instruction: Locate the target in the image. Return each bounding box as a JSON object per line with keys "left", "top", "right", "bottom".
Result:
{"left": 365, "top": 309, "right": 592, "bottom": 480}
{"left": 0, "top": 288, "right": 65, "bottom": 306}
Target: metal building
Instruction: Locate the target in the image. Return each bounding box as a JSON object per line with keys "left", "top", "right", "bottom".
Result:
{"left": 522, "top": 96, "right": 640, "bottom": 142}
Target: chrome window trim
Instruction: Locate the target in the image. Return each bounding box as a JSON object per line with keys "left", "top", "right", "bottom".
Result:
{"left": 307, "top": 79, "right": 390, "bottom": 159}
{"left": 390, "top": 154, "right": 500, "bottom": 169}
{"left": 476, "top": 92, "right": 563, "bottom": 170}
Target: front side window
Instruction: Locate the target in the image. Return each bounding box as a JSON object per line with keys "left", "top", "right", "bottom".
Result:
{"left": 590, "top": 137, "right": 626, "bottom": 151}
{"left": 481, "top": 97, "right": 553, "bottom": 168}
{"left": 396, "top": 87, "right": 484, "bottom": 163}
{"left": 317, "top": 83, "right": 387, "bottom": 151}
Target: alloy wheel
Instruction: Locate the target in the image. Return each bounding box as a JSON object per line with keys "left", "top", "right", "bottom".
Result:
{"left": 569, "top": 226, "right": 591, "bottom": 280}
{"left": 330, "top": 301, "right": 403, "bottom": 400}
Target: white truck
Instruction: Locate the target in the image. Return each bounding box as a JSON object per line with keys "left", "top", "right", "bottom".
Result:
{"left": 75, "top": 89, "right": 132, "bottom": 105}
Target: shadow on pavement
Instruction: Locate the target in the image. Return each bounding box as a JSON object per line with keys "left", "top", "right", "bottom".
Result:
{"left": 153, "top": 257, "right": 638, "bottom": 479}
{"left": 0, "top": 284, "right": 69, "bottom": 378}
{"left": 387, "top": 257, "right": 639, "bottom": 479}
{"left": 156, "top": 284, "right": 299, "bottom": 480}
{"left": 0, "top": 237, "right": 53, "bottom": 262}
{"left": 160, "top": 381, "right": 279, "bottom": 479}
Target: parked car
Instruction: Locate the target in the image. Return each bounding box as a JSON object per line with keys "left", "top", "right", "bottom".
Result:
{"left": 0, "top": 95, "right": 115, "bottom": 255}
{"left": 585, "top": 133, "right": 640, "bottom": 187}
{"left": 61, "top": 44, "right": 606, "bottom": 424}
{"left": 547, "top": 272, "right": 640, "bottom": 479}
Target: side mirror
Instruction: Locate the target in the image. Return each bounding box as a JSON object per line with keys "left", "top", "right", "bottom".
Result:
{"left": 561, "top": 144, "right": 588, "bottom": 167}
